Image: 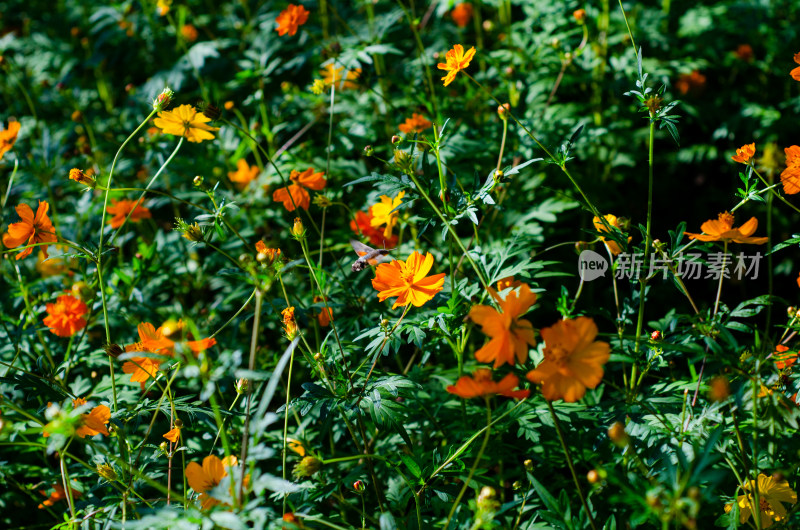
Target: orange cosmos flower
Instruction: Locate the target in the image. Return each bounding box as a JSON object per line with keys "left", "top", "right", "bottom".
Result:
{"left": 398, "top": 113, "right": 432, "bottom": 134}
{"left": 106, "top": 198, "right": 151, "bottom": 229}
{"left": 180, "top": 24, "right": 198, "bottom": 42}
{"left": 153, "top": 104, "right": 219, "bottom": 143}
{"left": 450, "top": 3, "right": 473, "bottom": 28}
{"left": 734, "top": 44, "right": 753, "bottom": 62}
{"left": 791, "top": 52, "right": 800, "bottom": 81}
{"left": 496, "top": 276, "right": 522, "bottom": 291}
{"left": 186, "top": 337, "right": 217, "bottom": 354}
{"left": 774, "top": 345, "right": 797, "bottom": 370}
{"left": 275, "top": 4, "right": 310, "bottom": 36}
{"left": 684, "top": 212, "right": 768, "bottom": 244}
{"left": 526, "top": 317, "right": 610, "bottom": 402}
{"left": 350, "top": 210, "right": 399, "bottom": 248}
{"left": 732, "top": 143, "right": 756, "bottom": 164}
{"left": 0, "top": 120, "right": 21, "bottom": 159}
{"left": 369, "top": 191, "right": 404, "bottom": 239}
{"left": 75, "top": 404, "right": 111, "bottom": 438}
{"left": 469, "top": 283, "right": 537, "bottom": 368}
{"left": 675, "top": 70, "right": 706, "bottom": 95}
{"left": 282, "top": 306, "right": 298, "bottom": 338}
{"left": 38, "top": 484, "right": 82, "bottom": 509}
{"left": 123, "top": 323, "right": 175, "bottom": 389}
{"left": 321, "top": 63, "right": 361, "bottom": 90}
{"left": 437, "top": 44, "right": 476, "bottom": 87}
{"left": 573, "top": 9, "right": 587, "bottom": 22}
{"left": 185, "top": 455, "right": 239, "bottom": 509}
{"left": 593, "top": 214, "right": 629, "bottom": 256}
{"left": 3, "top": 200, "right": 57, "bottom": 260}
{"left": 228, "top": 159, "right": 260, "bottom": 189}
{"left": 272, "top": 168, "right": 326, "bottom": 211}
{"left": 163, "top": 427, "right": 181, "bottom": 443}
{"left": 43, "top": 294, "right": 88, "bottom": 337}
{"left": 372, "top": 251, "right": 446, "bottom": 309}
{"left": 314, "top": 295, "right": 333, "bottom": 327}
{"left": 447, "top": 369, "right": 530, "bottom": 399}
{"left": 780, "top": 145, "right": 800, "bottom": 194}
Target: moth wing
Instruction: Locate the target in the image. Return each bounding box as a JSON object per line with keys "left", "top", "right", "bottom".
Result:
{"left": 350, "top": 239, "right": 374, "bottom": 256}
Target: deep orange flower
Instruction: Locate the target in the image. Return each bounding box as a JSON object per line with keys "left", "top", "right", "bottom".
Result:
{"left": 372, "top": 251, "right": 445, "bottom": 309}
{"left": 282, "top": 306, "right": 298, "bottom": 337}
{"left": 732, "top": 143, "right": 756, "bottom": 164}
{"left": 369, "top": 191, "right": 404, "bottom": 239}
{"left": 0, "top": 120, "right": 21, "bottom": 159}
{"left": 573, "top": 8, "right": 587, "bottom": 22}
{"left": 272, "top": 168, "right": 326, "bottom": 211}
{"left": 398, "top": 113, "right": 432, "bottom": 134}
{"left": 469, "top": 283, "right": 537, "bottom": 367}
{"left": 437, "top": 44, "right": 476, "bottom": 86}
{"left": 314, "top": 295, "right": 333, "bottom": 327}
{"left": 450, "top": 3, "right": 473, "bottom": 28}
{"left": 228, "top": 159, "right": 260, "bottom": 189}
{"left": 106, "top": 198, "right": 152, "bottom": 229}
{"left": 675, "top": 70, "right": 706, "bottom": 95}
{"left": 3, "top": 200, "right": 57, "bottom": 260}
{"left": 43, "top": 294, "right": 88, "bottom": 337}
{"left": 350, "top": 210, "right": 399, "bottom": 248}
{"left": 496, "top": 276, "right": 522, "bottom": 291}
{"left": 447, "top": 369, "right": 530, "bottom": 399}
{"left": 526, "top": 317, "right": 610, "bottom": 402}
{"left": 780, "top": 145, "right": 800, "bottom": 194}
{"left": 38, "top": 484, "right": 82, "bottom": 509}
{"left": 163, "top": 427, "right": 181, "bottom": 443}
{"left": 684, "top": 212, "right": 768, "bottom": 244}
{"left": 180, "top": 24, "right": 198, "bottom": 42}
{"left": 774, "top": 345, "right": 797, "bottom": 370}
{"left": 735, "top": 44, "right": 754, "bottom": 62}
{"left": 275, "top": 4, "right": 310, "bottom": 36}
{"left": 185, "top": 455, "right": 238, "bottom": 509}
{"left": 123, "top": 323, "right": 175, "bottom": 389}
{"left": 321, "top": 63, "right": 361, "bottom": 90}
{"left": 593, "top": 214, "right": 629, "bottom": 256}
{"left": 791, "top": 52, "right": 800, "bottom": 81}
{"left": 186, "top": 337, "right": 217, "bottom": 354}
{"left": 76, "top": 404, "right": 111, "bottom": 438}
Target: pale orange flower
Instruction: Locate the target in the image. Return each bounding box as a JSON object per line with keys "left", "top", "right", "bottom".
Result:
{"left": 75, "top": 404, "right": 111, "bottom": 438}
{"left": 780, "top": 145, "right": 800, "bottom": 194}
{"left": 593, "top": 214, "right": 629, "bottom": 255}
{"left": 791, "top": 52, "right": 800, "bottom": 81}
{"left": 447, "top": 369, "right": 530, "bottom": 399}
{"left": 350, "top": 210, "right": 398, "bottom": 248}
{"left": 2, "top": 200, "right": 57, "bottom": 260}
{"left": 372, "top": 251, "right": 445, "bottom": 309}
{"left": 437, "top": 44, "right": 476, "bottom": 86}
{"left": 123, "top": 323, "right": 175, "bottom": 389}
{"left": 186, "top": 337, "right": 217, "bottom": 353}
{"left": 163, "top": 427, "right": 181, "bottom": 443}
{"left": 321, "top": 63, "right": 361, "bottom": 90}
{"left": 732, "top": 143, "right": 756, "bottom": 164}
{"left": 469, "top": 283, "right": 537, "bottom": 368}
{"left": 185, "top": 455, "right": 238, "bottom": 509}
{"left": 0, "top": 120, "right": 21, "bottom": 159}
{"left": 153, "top": 104, "right": 219, "bottom": 143}
{"left": 526, "top": 317, "right": 610, "bottom": 402}
{"left": 450, "top": 3, "right": 473, "bottom": 28}
{"left": 774, "top": 345, "right": 797, "bottom": 370}
{"left": 228, "top": 159, "right": 260, "bottom": 189}
{"left": 398, "top": 113, "right": 432, "bottom": 134}
{"left": 43, "top": 294, "right": 88, "bottom": 337}
{"left": 275, "top": 4, "right": 310, "bottom": 36}
{"left": 272, "top": 168, "right": 326, "bottom": 211}
{"left": 106, "top": 198, "right": 151, "bottom": 229}
{"left": 684, "top": 212, "right": 768, "bottom": 244}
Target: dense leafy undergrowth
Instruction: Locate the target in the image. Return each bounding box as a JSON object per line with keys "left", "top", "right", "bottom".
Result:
{"left": 1, "top": 1, "right": 800, "bottom": 529}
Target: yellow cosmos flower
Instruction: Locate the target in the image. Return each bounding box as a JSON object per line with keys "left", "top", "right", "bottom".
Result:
{"left": 725, "top": 473, "right": 797, "bottom": 528}
{"left": 437, "top": 44, "right": 476, "bottom": 86}
{"left": 369, "top": 191, "right": 405, "bottom": 239}
{"left": 153, "top": 104, "right": 219, "bottom": 143}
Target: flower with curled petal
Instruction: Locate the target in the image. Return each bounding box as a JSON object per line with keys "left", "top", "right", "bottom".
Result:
{"left": 437, "top": 44, "right": 476, "bottom": 86}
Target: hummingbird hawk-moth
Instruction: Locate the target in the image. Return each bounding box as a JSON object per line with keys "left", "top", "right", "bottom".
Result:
{"left": 350, "top": 240, "right": 393, "bottom": 272}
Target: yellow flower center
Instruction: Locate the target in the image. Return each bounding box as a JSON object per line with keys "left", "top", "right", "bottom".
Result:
{"left": 549, "top": 345, "right": 570, "bottom": 366}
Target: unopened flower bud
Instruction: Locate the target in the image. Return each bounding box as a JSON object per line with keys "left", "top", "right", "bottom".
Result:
{"left": 363, "top": 145, "right": 374, "bottom": 157}
{"left": 174, "top": 419, "right": 183, "bottom": 428}
{"left": 313, "top": 194, "right": 332, "bottom": 208}
{"left": 573, "top": 9, "right": 586, "bottom": 23}
{"left": 353, "top": 480, "right": 366, "bottom": 493}
{"left": 152, "top": 87, "right": 174, "bottom": 111}
{"left": 608, "top": 421, "right": 629, "bottom": 447}
{"left": 512, "top": 480, "right": 523, "bottom": 490}
{"left": 105, "top": 343, "right": 123, "bottom": 358}
{"left": 292, "top": 456, "right": 322, "bottom": 478}
{"left": 587, "top": 469, "right": 600, "bottom": 484}
{"left": 497, "top": 103, "right": 510, "bottom": 119}
{"left": 314, "top": 352, "right": 323, "bottom": 361}
{"left": 68, "top": 168, "right": 96, "bottom": 188}
{"left": 650, "top": 330, "right": 661, "bottom": 341}
{"left": 71, "top": 110, "right": 83, "bottom": 122}
{"left": 391, "top": 135, "right": 402, "bottom": 145}
{"left": 291, "top": 217, "right": 306, "bottom": 239}
{"left": 524, "top": 459, "right": 533, "bottom": 471}
{"left": 236, "top": 378, "right": 249, "bottom": 394}
{"left": 193, "top": 175, "right": 204, "bottom": 187}
{"left": 97, "top": 463, "right": 118, "bottom": 481}
{"left": 493, "top": 169, "right": 504, "bottom": 182}
{"left": 182, "top": 222, "right": 204, "bottom": 242}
